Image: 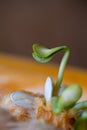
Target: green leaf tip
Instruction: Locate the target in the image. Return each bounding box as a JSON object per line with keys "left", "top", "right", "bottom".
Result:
{"left": 32, "top": 44, "right": 52, "bottom": 58}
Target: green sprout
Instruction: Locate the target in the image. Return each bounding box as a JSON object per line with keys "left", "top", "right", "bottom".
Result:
{"left": 32, "top": 44, "right": 87, "bottom": 130}
{"left": 32, "top": 44, "right": 70, "bottom": 95}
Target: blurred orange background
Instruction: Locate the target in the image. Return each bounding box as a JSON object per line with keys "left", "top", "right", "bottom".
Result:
{"left": 0, "top": 0, "right": 87, "bottom": 68}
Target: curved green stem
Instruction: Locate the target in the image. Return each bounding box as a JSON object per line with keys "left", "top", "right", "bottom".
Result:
{"left": 53, "top": 46, "right": 70, "bottom": 96}
{"left": 32, "top": 44, "right": 70, "bottom": 96}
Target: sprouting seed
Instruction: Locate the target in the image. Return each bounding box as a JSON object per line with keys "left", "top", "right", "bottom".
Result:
{"left": 32, "top": 43, "right": 87, "bottom": 130}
